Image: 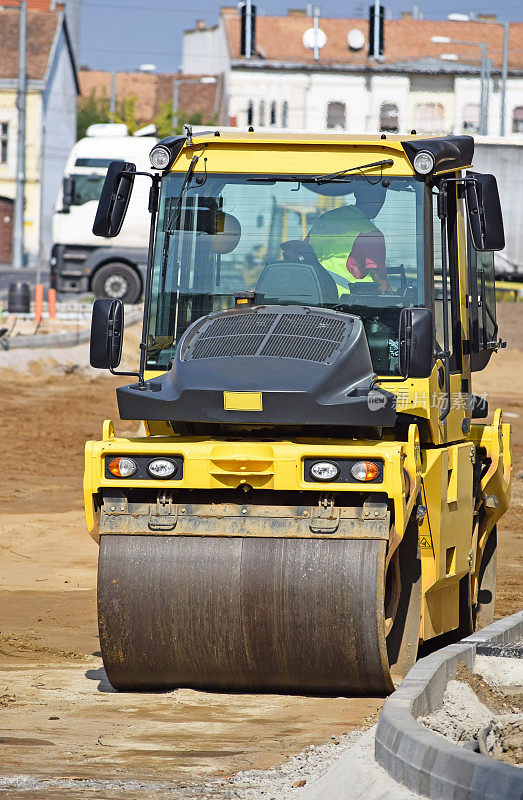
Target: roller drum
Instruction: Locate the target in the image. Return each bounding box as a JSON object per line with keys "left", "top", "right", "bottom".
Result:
{"left": 98, "top": 531, "right": 420, "bottom": 694}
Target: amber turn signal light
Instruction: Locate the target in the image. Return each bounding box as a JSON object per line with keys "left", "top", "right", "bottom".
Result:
{"left": 350, "top": 461, "right": 380, "bottom": 481}
{"left": 108, "top": 457, "right": 137, "bottom": 478}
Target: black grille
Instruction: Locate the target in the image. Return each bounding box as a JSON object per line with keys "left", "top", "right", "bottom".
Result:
{"left": 192, "top": 335, "right": 266, "bottom": 360}
{"left": 272, "top": 314, "right": 348, "bottom": 342}
{"left": 260, "top": 335, "right": 339, "bottom": 362}
{"left": 204, "top": 313, "right": 277, "bottom": 337}
{"left": 185, "top": 310, "right": 352, "bottom": 364}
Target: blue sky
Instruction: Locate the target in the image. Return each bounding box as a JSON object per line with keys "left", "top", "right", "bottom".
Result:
{"left": 80, "top": 0, "right": 523, "bottom": 72}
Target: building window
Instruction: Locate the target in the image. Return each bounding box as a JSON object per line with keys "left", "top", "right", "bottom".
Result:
{"left": 379, "top": 103, "right": 399, "bottom": 133}
{"left": 270, "top": 101, "right": 277, "bottom": 126}
{"left": 281, "top": 100, "right": 288, "bottom": 128}
{"left": 259, "top": 99, "right": 265, "bottom": 127}
{"left": 247, "top": 101, "right": 254, "bottom": 127}
{"left": 512, "top": 106, "right": 523, "bottom": 134}
{"left": 462, "top": 103, "right": 480, "bottom": 132}
{"left": 326, "top": 101, "right": 346, "bottom": 130}
{"left": 0, "top": 123, "right": 7, "bottom": 164}
{"left": 413, "top": 102, "right": 444, "bottom": 135}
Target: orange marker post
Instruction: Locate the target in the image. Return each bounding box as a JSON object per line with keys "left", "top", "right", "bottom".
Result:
{"left": 48, "top": 288, "right": 56, "bottom": 320}
{"left": 34, "top": 284, "right": 44, "bottom": 323}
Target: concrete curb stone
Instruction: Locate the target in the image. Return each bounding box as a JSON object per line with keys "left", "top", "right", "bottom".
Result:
{"left": 375, "top": 610, "right": 523, "bottom": 800}
{"left": 2, "top": 307, "right": 142, "bottom": 350}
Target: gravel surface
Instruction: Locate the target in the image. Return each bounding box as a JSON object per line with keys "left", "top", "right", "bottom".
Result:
{"left": 0, "top": 727, "right": 425, "bottom": 800}
{"left": 474, "top": 654, "right": 523, "bottom": 688}
{"left": 418, "top": 680, "right": 493, "bottom": 743}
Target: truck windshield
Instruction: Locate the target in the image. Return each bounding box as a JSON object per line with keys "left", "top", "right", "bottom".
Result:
{"left": 69, "top": 173, "right": 106, "bottom": 205}
{"left": 147, "top": 173, "right": 427, "bottom": 373}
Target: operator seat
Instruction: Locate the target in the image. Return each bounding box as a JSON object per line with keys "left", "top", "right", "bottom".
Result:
{"left": 255, "top": 240, "right": 340, "bottom": 306}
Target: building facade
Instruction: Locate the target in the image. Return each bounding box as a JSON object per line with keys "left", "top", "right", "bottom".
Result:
{"left": 183, "top": 8, "right": 523, "bottom": 139}
{"left": 0, "top": 8, "right": 78, "bottom": 264}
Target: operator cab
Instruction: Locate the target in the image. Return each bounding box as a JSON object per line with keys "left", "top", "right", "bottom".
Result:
{"left": 146, "top": 173, "right": 424, "bottom": 376}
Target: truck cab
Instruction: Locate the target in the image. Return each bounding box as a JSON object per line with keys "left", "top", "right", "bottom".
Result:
{"left": 50, "top": 124, "right": 157, "bottom": 303}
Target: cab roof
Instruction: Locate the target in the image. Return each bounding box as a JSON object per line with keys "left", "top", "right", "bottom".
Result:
{"left": 163, "top": 131, "right": 474, "bottom": 176}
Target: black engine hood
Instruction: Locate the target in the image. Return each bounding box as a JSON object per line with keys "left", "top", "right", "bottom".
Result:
{"left": 117, "top": 305, "right": 397, "bottom": 429}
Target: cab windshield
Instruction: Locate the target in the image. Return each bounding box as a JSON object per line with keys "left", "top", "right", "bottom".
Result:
{"left": 147, "top": 173, "right": 427, "bottom": 373}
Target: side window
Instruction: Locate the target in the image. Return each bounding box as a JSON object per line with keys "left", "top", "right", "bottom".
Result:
{"left": 468, "top": 238, "right": 498, "bottom": 371}
{"left": 281, "top": 100, "right": 288, "bottom": 128}
{"left": 0, "top": 122, "right": 8, "bottom": 163}
{"left": 432, "top": 187, "right": 461, "bottom": 372}
{"left": 70, "top": 174, "right": 105, "bottom": 206}
{"left": 432, "top": 194, "right": 453, "bottom": 360}
{"left": 326, "top": 102, "right": 346, "bottom": 130}
{"left": 379, "top": 103, "right": 399, "bottom": 133}
{"left": 247, "top": 100, "right": 254, "bottom": 127}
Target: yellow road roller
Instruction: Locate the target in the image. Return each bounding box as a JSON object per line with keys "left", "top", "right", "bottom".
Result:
{"left": 84, "top": 130, "right": 512, "bottom": 693}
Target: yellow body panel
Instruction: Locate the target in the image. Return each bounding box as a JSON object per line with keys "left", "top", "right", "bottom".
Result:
{"left": 84, "top": 424, "right": 420, "bottom": 540}
{"left": 84, "top": 405, "right": 511, "bottom": 644}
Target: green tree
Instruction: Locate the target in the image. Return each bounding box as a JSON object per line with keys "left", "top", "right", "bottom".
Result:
{"left": 110, "top": 96, "right": 140, "bottom": 134}
{"left": 153, "top": 102, "right": 216, "bottom": 138}
{"left": 76, "top": 89, "right": 110, "bottom": 139}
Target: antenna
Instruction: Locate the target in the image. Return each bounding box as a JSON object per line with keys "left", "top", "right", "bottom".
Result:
{"left": 347, "top": 28, "right": 365, "bottom": 51}
{"left": 302, "top": 8, "right": 327, "bottom": 61}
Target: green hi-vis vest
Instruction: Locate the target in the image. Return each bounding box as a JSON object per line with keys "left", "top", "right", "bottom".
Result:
{"left": 309, "top": 205, "right": 378, "bottom": 293}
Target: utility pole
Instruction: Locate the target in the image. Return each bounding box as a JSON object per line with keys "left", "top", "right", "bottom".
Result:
{"left": 13, "top": 0, "right": 27, "bottom": 269}
{"left": 172, "top": 77, "right": 178, "bottom": 134}
{"left": 485, "top": 58, "right": 492, "bottom": 137}
{"left": 500, "top": 21, "right": 509, "bottom": 136}
{"left": 110, "top": 69, "right": 116, "bottom": 114}
{"left": 479, "top": 42, "right": 487, "bottom": 135}
{"left": 312, "top": 7, "right": 320, "bottom": 61}
{"left": 373, "top": 0, "right": 381, "bottom": 61}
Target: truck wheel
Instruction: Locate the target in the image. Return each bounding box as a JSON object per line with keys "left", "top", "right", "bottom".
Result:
{"left": 91, "top": 263, "right": 141, "bottom": 304}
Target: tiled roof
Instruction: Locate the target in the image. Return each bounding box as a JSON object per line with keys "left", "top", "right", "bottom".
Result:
{"left": 0, "top": 9, "right": 62, "bottom": 81}
{"left": 221, "top": 10, "right": 523, "bottom": 71}
{"left": 79, "top": 71, "right": 226, "bottom": 125}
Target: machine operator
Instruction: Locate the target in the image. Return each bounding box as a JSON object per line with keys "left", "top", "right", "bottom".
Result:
{"left": 307, "top": 182, "right": 392, "bottom": 294}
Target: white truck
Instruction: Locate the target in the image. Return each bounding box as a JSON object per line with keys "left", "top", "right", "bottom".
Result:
{"left": 50, "top": 124, "right": 158, "bottom": 303}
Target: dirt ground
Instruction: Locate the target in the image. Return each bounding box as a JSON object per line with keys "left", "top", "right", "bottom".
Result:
{"left": 0, "top": 303, "right": 521, "bottom": 797}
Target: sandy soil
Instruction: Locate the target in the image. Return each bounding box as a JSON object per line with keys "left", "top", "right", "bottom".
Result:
{"left": 0, "top": 305, "right": 521, "bottom": 797}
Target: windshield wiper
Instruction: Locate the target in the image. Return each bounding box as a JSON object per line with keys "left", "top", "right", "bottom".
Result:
{"left": 313, "top": 159, "right": 394, "bottom": 184}
{"left": 246, "top": 159, "right": 393, "bottom": 184}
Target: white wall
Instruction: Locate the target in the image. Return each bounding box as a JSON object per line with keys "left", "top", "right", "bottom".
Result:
{"left": 183, "top": 23, "right": 230, "bottom": 76}
{"left": 473, "top": 140, "right": 523, "bottom": 274}
{"left": 40, "top": 26, "right": 77, "bottom": 261}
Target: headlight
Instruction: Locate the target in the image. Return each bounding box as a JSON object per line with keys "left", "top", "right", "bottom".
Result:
{"left": 108, "top": 456, "right": 137, "bottom": 477}
{"left": 309, "top": 461, "right": 340, "bottom": 481}
{"left": 413, "top": 151, "right": 435, "bottom": 175}
{"left": 147, "top": 458, "right": 177, "bottom": 478}
{"left": 150, "top": 145, "right": 172, "bottom": 170}
{"left": 350, "top": 461, "right": 380, "bottom": 482}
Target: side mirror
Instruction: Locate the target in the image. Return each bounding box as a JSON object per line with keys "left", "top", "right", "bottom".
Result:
{"left": 92, "top": 160, "right": 136, "bottom": 238}
{"left": 90, "top": 298, "right": 124, "bottom": 370}
{"left": 62, "top": 176, "right": 74, "bottom": 210}
{"left": 399, "top": 307, "right": 434, "bottom": 379}
{"left": 466, "top": 172, "right": 505, "bottom": 252}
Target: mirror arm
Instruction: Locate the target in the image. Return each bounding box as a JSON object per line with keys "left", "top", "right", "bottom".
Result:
{"left": 109, "top": 172, "right": 161, "bottom": 389}
{"left": 438, "top": 181, "right": 452, "bottom": 423}
{"left": 138, "top": 174, "right": 161, "bottom": 386}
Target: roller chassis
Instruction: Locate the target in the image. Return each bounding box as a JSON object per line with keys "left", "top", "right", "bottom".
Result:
{"left": 83, "top": 131, "right": 512, "bottom": 693}
{"left": 84, "top": 411, "right": 511, "bottom": 691}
